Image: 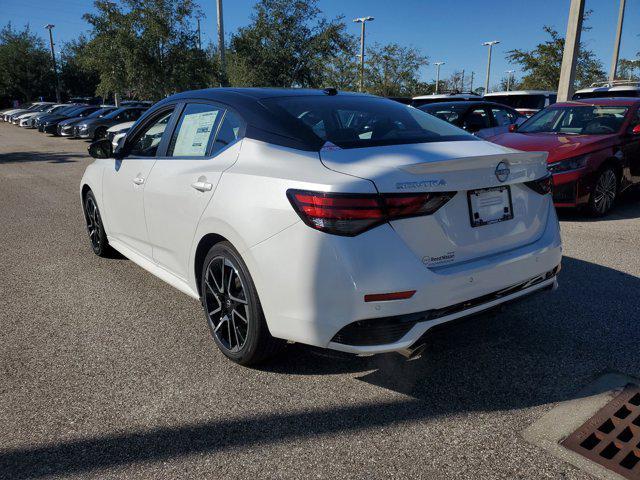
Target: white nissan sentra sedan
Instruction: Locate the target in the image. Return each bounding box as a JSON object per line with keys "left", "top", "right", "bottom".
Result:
{"left": 81, "top": 88, "right": 562, "bottom": 365}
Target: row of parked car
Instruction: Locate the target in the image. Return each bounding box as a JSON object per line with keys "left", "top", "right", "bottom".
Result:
{"left": 4, "top": 81, "right": 640, "bottom": 218}
{"left": 0, "top": 100, "right": 150, "bottom": 144}
{"left": 408, "top": 83, "right": 640, "bottom": 216}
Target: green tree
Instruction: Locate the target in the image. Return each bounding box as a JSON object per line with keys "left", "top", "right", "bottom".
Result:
{"left": 81, "top": 0, "right": 217, "bottom": 101}
{"left": 506, "top": 25, "right": 605, "bottom": 90}
{"left": 59, "top": 36, "right": 100, "bottom": 98}
{"left": 617, "top": 58, "right": 640, "bottom": 81}
{"left": 228, "top": 0, "right": 349, "bottom": 88}
{"left": 364, "top": 43, "right": 428, "bottom": 97}
{"left": 0, "top": 23, "right": 55, "bottom": 103}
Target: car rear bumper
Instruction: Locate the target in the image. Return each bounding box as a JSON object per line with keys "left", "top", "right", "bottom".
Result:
{"left": 247, "top": 198, "right": 562, "bottom": 354}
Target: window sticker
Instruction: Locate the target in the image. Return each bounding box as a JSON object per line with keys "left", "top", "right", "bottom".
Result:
{"left": 173, "top": 110, "right": 219, "bottom": 156}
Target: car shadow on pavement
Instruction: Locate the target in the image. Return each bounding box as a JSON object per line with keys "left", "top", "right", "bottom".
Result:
{"left": 0, "top": 151, "right": 86, "bottom": 164}
{"left": 557, "top": 188, "right": 640, "bottom": 222}
{"left": 1, "top": 256, "right": 638, "bottom": 479}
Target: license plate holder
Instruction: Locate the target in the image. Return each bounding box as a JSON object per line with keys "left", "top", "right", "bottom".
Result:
{"left": 467, "top": 186, "right": 514, "bottom": 227}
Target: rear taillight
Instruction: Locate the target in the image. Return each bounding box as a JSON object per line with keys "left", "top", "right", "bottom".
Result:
{"left": 287, "top": 189, "right": 455, "bottom": 236}
{"left": 524, "top": 174, "right": 553, "bottom": 195}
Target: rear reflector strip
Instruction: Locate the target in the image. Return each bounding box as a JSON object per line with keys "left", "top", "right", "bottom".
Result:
{"left": 364, "top": 290, "right": 416, "bottom": 302}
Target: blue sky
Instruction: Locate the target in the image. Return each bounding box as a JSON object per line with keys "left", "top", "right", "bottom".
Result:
{"left": 2, "top": 0, "right": 638, "bottom": 86}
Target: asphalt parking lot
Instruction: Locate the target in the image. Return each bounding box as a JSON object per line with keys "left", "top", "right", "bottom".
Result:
{"left": 1, "top": 122, "right": 640, "bottom": 480}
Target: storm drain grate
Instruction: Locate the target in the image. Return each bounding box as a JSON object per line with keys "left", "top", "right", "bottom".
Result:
{"left": 562, "top": 384, "right": 640, "bottom": 479}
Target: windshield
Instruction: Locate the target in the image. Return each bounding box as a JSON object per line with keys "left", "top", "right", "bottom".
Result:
{"left": 519, "top": 105, "right": 629, "bottom": 135}
{"left": 263, "top": 95, "right": 476, "bottom": 149}
{"left": 87, "top": 107, "right": 116, "bottom": 118}
{"left": 103, "top": 108, "right": 131, "bottom": 119}
{"left": 485, "top": 95, "right": 548, "bottom": 110}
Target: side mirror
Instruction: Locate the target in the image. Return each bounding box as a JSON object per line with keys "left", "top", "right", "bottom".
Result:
{"left": 508, "top": 124, "right": 518, "bottom": 133}
{"left": 632, "top": 124, "right": 640, "bottom": 135}
{"left": 88, "top": 138, "right": 113, "bottom": 159}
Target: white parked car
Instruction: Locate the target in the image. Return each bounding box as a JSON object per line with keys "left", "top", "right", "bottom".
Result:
{"left": 573, "top": 81, "right": 640, "bottom": 100}
{"left": 483, "top": 90, "right": 557, "bottom": 116}
{"left": 81, "top": 88, "right": 561, "bottom": 365}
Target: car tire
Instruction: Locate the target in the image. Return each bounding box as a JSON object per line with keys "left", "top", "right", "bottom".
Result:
{"left": 588, "top": 166, "right": 618, "bottom": 216}
{"left": 201, "top": 241, "right": 283, "bottom": 365}
{"left": 83, "top": 191, "right": 112, "bottom": 257}
{"left": 94, "top": 127, "right": 106, "bottom": 141}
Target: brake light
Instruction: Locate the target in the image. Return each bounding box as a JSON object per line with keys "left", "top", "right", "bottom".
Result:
{"left": 287, "top": 189, "right": 455, "bottom": 236}
{"left": 524, "top": 174, "right": 553, "bottom": 195}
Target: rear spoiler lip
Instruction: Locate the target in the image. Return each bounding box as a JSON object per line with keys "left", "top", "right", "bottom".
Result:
{"left": 398, "top": 151, "right": 549, "bottom": 175}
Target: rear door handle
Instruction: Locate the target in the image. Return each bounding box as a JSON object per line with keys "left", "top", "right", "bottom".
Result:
{"left": 132, "top": 176, "right": 145, "bottom": 185}
{"left": 191, "top": 181, "right": 213, "bottom": 192}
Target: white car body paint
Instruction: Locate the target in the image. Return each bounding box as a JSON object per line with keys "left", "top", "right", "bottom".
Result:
{"left": 81, "top": 94, "right": 561, "bottom": 356}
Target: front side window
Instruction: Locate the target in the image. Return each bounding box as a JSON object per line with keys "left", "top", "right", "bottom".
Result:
{"left": 519, "top": 106, "right": 629, "bottom": 135}
{"left": 263, "top": 95, "right": 474, "bottom": 149}
{"left": 491, "top": 107, "right": 516, "bottom": 126}
{"left": 420, "top": 104, "right": 468, "bottom": 125}
{"left": 168, "top": 103, "right": 223, "bottom": 157}
{"left": 127, "top": 110, "right": 173, "bottom": 157}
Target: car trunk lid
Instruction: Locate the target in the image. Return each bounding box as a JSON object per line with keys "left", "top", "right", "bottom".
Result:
{"left": 320, "top": 140, "right": 551, "bottom": 267}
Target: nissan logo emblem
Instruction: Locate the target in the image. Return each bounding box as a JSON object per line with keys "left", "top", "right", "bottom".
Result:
{"left": 495, "top": 161, "right": 510, "bottom": 182}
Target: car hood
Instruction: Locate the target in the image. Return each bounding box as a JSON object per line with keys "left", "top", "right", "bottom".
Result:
{"left": 487, "top": 132, "right": 619, "bottom": 163}
{"left": 42, "top": 114, "right": 66, "bottom": 123}
{"left": 107, "top": 121, "right": 135, "bottom": 132}
{"left": 59, "top": 117, "right": 84, "bottom": 127}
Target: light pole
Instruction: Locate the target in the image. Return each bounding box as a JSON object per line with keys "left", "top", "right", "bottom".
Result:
{"left": 505, "top": 70, "right": 515, "bottom": 91}
{"left": 353, "top": 16, "right": 374, "bottom": 92}
{"left": 609, "top": 0, "right": 626, "bottom": 83}
{"left": 483, "top": 40, "right": 500, "bottom": 94}
{"left": 434, "top": 62, "right": 445, "bottom": 94}
{"left": 44, "top": 24, "right": 61, "bottom": 103}
{"left": 216, "top": 0, "right": 226, "bottom": 86}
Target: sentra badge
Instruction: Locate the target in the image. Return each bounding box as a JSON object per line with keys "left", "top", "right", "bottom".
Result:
{"left": 396, "top": 179, "right": 447, "bottom": 190}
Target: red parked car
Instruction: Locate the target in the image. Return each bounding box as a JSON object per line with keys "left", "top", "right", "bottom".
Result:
{"left": 487, "top": 98, "right": 640, "bottom": 215}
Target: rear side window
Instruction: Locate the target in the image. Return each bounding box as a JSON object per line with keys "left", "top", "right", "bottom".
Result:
{"left": 263, "top": 95, "right": 475, "bottom": 149}
{"left": 211, "top": 111, "right": 243, "bottom": 155}
{"left": 168, "top": 103, "right": 223, "bottom": 157}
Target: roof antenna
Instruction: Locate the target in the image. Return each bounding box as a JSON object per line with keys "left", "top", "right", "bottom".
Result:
{"left": 323, "top": 87, "right": 338, "bottom": 96}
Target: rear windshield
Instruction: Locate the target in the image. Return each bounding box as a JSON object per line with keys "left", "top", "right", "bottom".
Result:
{"left": 519, "top": 105, "right": 629, "bottom": 135}
{"left": 573, "top": 90, "right": 640, "bottom": 100}
{"left": 485, "top": 95, "right": 548, "bottom": 110}
{"left": 262, "top": 95, "right": 475, "bottom": 149}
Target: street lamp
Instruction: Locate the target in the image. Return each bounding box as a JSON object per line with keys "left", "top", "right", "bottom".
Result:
{"left": 353, "top": 16, "right": 374, "bottom": 92}
{"left": 434, "top": 62, "right": 445, "bottom": 94}
{"left": 505, "top": 70, "right": 515, "bottom": 91}
{"left": 44, "top": 24, "right": 61, "bottom": 103}
{"left": 482, "top": 40, "right": 500, "bottom": 94}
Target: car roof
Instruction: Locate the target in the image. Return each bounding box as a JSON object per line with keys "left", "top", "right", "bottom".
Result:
{"left": 145, "top": 88, "right": 374, "bottom": 151}
{"left": 574, "top": 85, "right": 640, "bottom": 93}
{"left": 553, "top": 98, "right": 640, "bottom": 107}
{"left": 420, "top": 100, "right": 516, "bottom": 109}
{"left": 412, "top": 93, "right": 480, "bottom": 100}
{"left": 484, "top": 90, "right": 556, "bottom": 96}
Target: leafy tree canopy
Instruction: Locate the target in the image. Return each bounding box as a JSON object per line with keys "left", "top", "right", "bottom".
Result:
{"left": 0, "top": 23, "right": 55, "bottom": 102}
{"left": 228, "top": 0, "right": 349, "bottom": 88}
{"left": 506, "top": 25, "right": 605, "bottom": 90}
{"left": 81, "top": 0, "right": 217, "bottom": 100}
